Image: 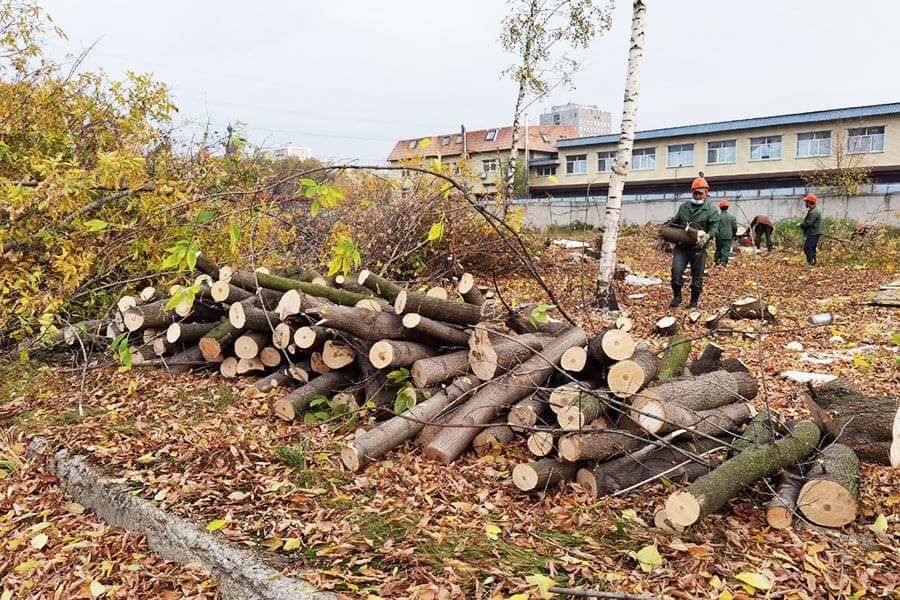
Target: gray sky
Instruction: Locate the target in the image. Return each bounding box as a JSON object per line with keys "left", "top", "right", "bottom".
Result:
{"left": 41, "top": 0, "right": 900, "bottom": 163}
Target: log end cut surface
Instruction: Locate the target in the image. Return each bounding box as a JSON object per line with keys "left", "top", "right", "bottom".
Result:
{"left": 797, "top": 479, "right": 857, "bottom": 527}
{"left": 665, "top": 490, "right": 702, "bottom": 528}
{"left": 273, "top": 398, "right": 295, "bottom": 421}
{"left": 340, "top": 444, "right": 363, "bottom": 472}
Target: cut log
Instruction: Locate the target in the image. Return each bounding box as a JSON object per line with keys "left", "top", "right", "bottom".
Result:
{"left": 631, "top": 398, "right": 757, "bottom": 436}
{"left": 556, "top": 393, "right": 603, "bottom": 430}
{"left": 332, "top": 273, "right": 372, "bottom": 295}
{"left": 548, "top": 382, "right": 586, "bottom": 414}
{"left": 354, "top": 298, "right": 385, "bottom": 312}
{"left": 275, "top": 288, "right": 327, "bottom": 320}
{"left": 369, "top": 340, "right": 438, "bottom": 369}
{"left": 322, "top": 340, "right": 356, "bottom": 370}
{"left": 236, "top": 357, "right": 265, "bottom": 374}
{"left": 560, "top": 346, "right": 588, "bottom": 372}
{"left": 310, "top": 351, "right": 330, "bottom": 374}
{"left": 425, "top": 286, "right": 448, "bottom": 300}
{"left": 152, "top": 336, "right": 177, "bottom": 356}
{"left": 341, "top": 376, "right": 477, "bottom": 471}
{"left": 580, "top": 437, "right": 725, "bottom": 498}
{"left": 357, "top": 269, "right": 402, "bottom": 301}
{"left": 704, "top": 308, "right": 729, "bottom": 329}
{"left": 457, "top": 272, "right": 486, "bottom": 306}
{"left": 557, "top": 429, "right": 646, "bottom": 463}
{"left": 272, "top": 323, "right": 293, "bottom": 349}
{"left": 508, "top": 394, "right": 548, "bottom": 432}
{"left": 688, "top": 311, "right": 701, "bottom": 324}
{"left": 401, "top": 313, "right": 469, "bottom": 347}
{"left": 765, "top": 469, "right": 804, "bottom": 529}
{"left": 729, "top": 297, "right": 777, "bottom": 321}
{"left": 394, "top": 288, "right": 495, "bottom": 326}
{"left": 512, "top": 458, "right": 580, "bottom": 492}
{"left": 630, "top": 370, "right": 759, "bottom": 433}
{"left": 606, "top": 348, "right": 659, "bottom": 397}
{"left": 805, "top": 377, "right": 900, "bottom": 466}
{"left": 423, "top": 327, "right": 587, "bottom": 463}
{"left": 653, "top": 316, "right": 678, "bottom": 336}
{"left": 259, "top": 346, "right": 282, "bottom": 368}
{"left": 122, "top": 298, "right": 176, "bottom": 332}
{"left": 234, "top": 332, "right": 269, "bottom": 359}
{"left": 166, "top": 321, "right": 217, "bottom": 344}
{"left": 657, "top": 334, "right": 691, "bottom": 378}
{"left": 198, "top": 320, "right": 240, "bottom": 361}
{"left": 587, "top": 328, "right": 635, "bottom": 363}
{"left": 665, "top": 421, "right": 821, "bottom": 527}
{"left": 614, "top": 315, "right": 633, "bottom": 332}
{"left": 161, "top": 345, "right": 204, "bottom": 375}
{"left": 332, "top": 390, "right": 360, "bottom": 412}
{"left": 293, "top": 326, "right": 331, "bottom": 350}
{"left": 225, "top": 268, "right": 369, "bottom": 306}
{"left": 797, "top": 443, "right": 860, "bottom": 527}
{"left": 313, "top": 304, "right": 409, "bottom": 341}
{"left": 273, "top": 372, "right": 352, "bottom": 421}
{"left": 411, "top": 349, "right": 470, "bottom": 388}
{"left": 255, "top": 369, "right": 294, "bottom": 393}
{"left": 139, "top": 286, "right": 159, "bottom": 303}
{"left": 660, "top": 225, "right": 699, "bottom": 245}
{"left": 688, "top": 342, "right": 724, "bottom": 376}
{"left": 526, "top": 431, "right": 556, "bottom": 457}
{"left": 219, "top": 357, "right": 239, "bottom": 378}
{"left": 228, "top": 302, "right": 279, "bottom": 332}
{"left": 468, "top": 328, "right": 544, "bottom": 380}
{"left": 117, "top": 295, "right": 137, "bottom": 314}
{"left": 287, "top": 360, "right": 312, "bottom": 383}
{"left": 142, "top": 328, "right": 160, "bottom": 345}
{"left": 473, "top": 423, "right": 516, "bottom": 455}
{"left": 210, "top": 280, "right": 253, "bottom": 304}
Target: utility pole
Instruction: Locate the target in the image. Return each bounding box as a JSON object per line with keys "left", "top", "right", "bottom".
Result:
{"left": 461, "top": 124, "right": 468, "bottom": 161}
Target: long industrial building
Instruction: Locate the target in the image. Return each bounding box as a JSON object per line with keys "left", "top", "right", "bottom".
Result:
{"left": 528, "top": 102, "right": 900, "bottom": 202}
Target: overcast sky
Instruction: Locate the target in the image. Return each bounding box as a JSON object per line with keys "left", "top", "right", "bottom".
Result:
{"left": 41, "top": 0, "right": 900, "bottom": 163}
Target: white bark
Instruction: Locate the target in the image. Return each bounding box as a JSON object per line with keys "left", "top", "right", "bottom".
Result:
{"left": 505, "top": 0, "right": 538, "bottom": 207}
{"left": 595, "top": 0, "right": 646, "bottom": 307}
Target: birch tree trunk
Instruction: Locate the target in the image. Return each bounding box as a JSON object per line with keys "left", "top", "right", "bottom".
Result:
{"left": 504, "top": 0, "right": 538, "bottom": 210}
{"left": 595, "top": 0, "right": 647, "bottom": 308}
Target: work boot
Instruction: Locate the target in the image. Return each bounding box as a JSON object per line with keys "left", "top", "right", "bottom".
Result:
{"left": 669, "top": 288, "right": 682, "bottom": 308}
{"left": 688, "top": 291, "right": 700, "bottom": 309}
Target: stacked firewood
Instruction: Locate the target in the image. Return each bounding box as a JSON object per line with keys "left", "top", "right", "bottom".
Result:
{"left": 46, "top": 252, "right": 898, "bottom": 530}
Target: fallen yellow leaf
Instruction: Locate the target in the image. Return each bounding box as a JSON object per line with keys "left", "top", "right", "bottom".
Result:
{"left": 484, "top": 524, "right": 501, "bottom": 540}
{"left": 283, "top": 537, "right": 301, "bottom": 551}
{"left": 870, "top": 514, "right": 888, "bottom": 534}
{"left": 735, "top": 571, "right": 773, "bottom": 591}
{"left": 14, "top": 559, "right": 40, "bottom": 573}
{"left": 89, "top": 580, "right": 107, "bottom": 597}
{"left": 30, "top": 533, "right": 48, "bottom": 550}
{"left": 206, "top": 518, "right": 228, "bottom": 532}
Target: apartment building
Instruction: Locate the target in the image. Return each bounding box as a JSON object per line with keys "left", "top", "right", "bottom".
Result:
{"left": 387, "top": 124, "right": 575, "bottom": 196}
{"left": 539, "top": 103, "right": 612, "bottom": 136}
{"left": 529, "top": 102, "right": 900, "bottom": 202}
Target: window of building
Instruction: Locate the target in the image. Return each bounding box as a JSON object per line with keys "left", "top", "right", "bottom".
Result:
{"left": 553, "top": 114, "right": 561, "bottom": 124}
{"left": 455, "top": 134, "right": 463, "bottom": 143}
{"left": 566, "top": 154, "right": 587, "bottom": 174}
{"left": 797, "top": 131, "right": 831, "bottom": 157}
{"left": 707, "top": 139, "right": 736, "bottom": 164}
{"left": 536, "top": 165, "right": 556, "bottom": 177}
{"left": 847, "top": 126, "right": 885, "bottom": 153}
{"left": 407, "top": 139, "right": 418, "bottom": 149}
{"left": 749, "top": 135, "right": 782, "bottom": 161}
{"left": 632, "top": 148, "right": 656, "bottom": 170}
{"left": 667, "top": 143, "right": 694, "bottom": 167}
{"left": 485, "top": 129, "right": 498, "bottom": 141}
{"left": 441, "top": 136, "right": 451, "bottom": 146}
{"left": 597, "top": 150, "right": 615, "bottom": 172}
{"left": 482, "top": 158, "right": 498, "bottom": 174}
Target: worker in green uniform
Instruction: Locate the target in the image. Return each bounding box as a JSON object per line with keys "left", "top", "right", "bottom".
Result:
{"left": 714, "top": 199, "right": 738, "bottom": 266}
{"left": 800, "top": 192, "right": 821, "bottom": 265}
{"left": 667, "top": 176, "right": 719, "bottom": 308}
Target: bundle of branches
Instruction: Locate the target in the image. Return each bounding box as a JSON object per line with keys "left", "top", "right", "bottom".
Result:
{"left": 37, "top": 253, "right": 882, "bottom": 529}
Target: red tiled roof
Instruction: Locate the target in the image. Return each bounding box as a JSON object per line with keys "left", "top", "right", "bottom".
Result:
{"left": 387, "top": 124, "right": 576, "bottom": 161}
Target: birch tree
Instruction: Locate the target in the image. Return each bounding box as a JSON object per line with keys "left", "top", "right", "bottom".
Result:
{"left": 595, "top": 0, "right": 647, "bottom": 309}
{"left": 499, "top": 0, "right": 612, "bottom": 211}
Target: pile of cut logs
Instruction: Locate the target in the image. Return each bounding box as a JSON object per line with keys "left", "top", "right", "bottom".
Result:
{"left": 45, "top": 252, "right": 899, "bottom": 530}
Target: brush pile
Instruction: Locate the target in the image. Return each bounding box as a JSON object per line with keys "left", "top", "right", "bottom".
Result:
{"left": 39, "top": 252, "right": 899, "bottom": 530}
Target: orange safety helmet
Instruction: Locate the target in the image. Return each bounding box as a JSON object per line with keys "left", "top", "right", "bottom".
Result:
{"left": 719, "top": 199, "right": 730, "bottom": 208}
{"left": 691, "top": 176, "right": 710, "bottom": 191}
{"left": 803, "top": 193, "right": 817, "bottom": 204}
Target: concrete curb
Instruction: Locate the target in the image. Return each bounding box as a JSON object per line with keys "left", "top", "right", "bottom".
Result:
{"left": 28, "top": 437, "right": 334, "bottom": 600}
